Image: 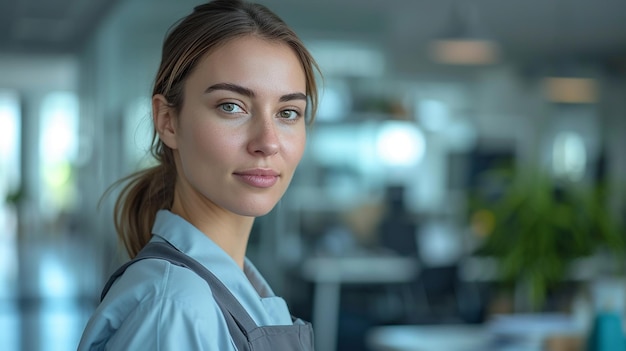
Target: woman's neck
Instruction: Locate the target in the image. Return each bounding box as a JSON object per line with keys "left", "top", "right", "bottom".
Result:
{"left": 170, "top": 195, "right": 254, "bottom": 269}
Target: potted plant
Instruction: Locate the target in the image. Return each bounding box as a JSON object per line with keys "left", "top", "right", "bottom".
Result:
{"left": 469, "top": 168, "right": 626, "bottom": 311}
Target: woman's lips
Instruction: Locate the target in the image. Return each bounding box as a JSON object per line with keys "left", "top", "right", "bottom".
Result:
{"left": 233, "top": 169, "right": 279, "bottom": 188}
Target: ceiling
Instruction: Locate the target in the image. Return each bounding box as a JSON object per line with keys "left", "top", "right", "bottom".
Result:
{"left": 0, "top": 0, "right": 119, "bottom": 54}
{"left": 264, "top": 0, "right": 626, "bottom": 76}
{"left": 1, "top": 0, "right": 625, "bottom": 73}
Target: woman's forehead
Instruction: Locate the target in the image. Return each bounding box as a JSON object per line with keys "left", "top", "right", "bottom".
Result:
{"left": 187, "top": 36, "right": 307, "bottom": 95}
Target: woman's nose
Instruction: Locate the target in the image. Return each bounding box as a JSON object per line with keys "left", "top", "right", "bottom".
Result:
{"left": 247, "top": 116, "right": 279, "bottom": 157}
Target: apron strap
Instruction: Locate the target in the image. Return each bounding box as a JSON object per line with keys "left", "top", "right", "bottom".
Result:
{"left": 101, "top": 241, "right": 260, "bottom": 350}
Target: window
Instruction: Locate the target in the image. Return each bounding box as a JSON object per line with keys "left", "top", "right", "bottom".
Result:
{"left": 39, "top": 92, "right": 79, "bottom": 219}
{"left": 0, "top": 90, "right": 21, "bottom": 239}
{"left": 552, "top": 131, "right": 586, "bottom": 182}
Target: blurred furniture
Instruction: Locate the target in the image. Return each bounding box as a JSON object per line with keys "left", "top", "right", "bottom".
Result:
{"left": 367, "top": 324, "right": 487, "bottom": 351}
{"left": 366, "top": 313, "right": 584, "bottom": 351}
{"left": 417, "top": 265, "right": 461, "bottom": 318}
{"left": 301, "top": 255, "right": 418, "bottom": 351}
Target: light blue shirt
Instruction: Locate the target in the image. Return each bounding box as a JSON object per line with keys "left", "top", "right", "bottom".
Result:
{"left": 78, "top": 210, "right": 293, "bottom": 350}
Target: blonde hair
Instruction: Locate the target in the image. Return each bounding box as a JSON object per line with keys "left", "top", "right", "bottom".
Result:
{"left": 113, "top": 0, "right": 320, "bottom": 258}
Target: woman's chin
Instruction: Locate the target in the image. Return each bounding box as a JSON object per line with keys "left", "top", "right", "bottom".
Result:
{"left": 235, "top": 202, "right": 280, "bottom": 218}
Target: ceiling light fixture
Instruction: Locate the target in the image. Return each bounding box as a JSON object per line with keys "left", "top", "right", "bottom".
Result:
{"left": 429, "top": 0, "right": 499, "bottom": 65}
{"left": 538, "top": 0, "right": 599, "bottom": 105}
{"left": 543, "top": 77, "right": 598, "bottom": 104}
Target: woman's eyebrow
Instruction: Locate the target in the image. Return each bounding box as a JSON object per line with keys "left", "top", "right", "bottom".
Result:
{"left": 279, "top": 92, "right": 307, "bottom": 102}
{"left": 205, "top": 83, "right": 306, "bottom": 102}
{"left": 205, "top": 83, "right": 255, "bottom": 97}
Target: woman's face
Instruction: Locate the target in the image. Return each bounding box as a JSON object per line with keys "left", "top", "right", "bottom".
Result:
{"left": 156, "top": 35, "right": 307, "bottom": 217}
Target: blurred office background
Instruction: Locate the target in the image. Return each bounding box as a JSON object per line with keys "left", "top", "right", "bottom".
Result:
{"left": 1, "top": 0, "right": 626, "bottom": 350}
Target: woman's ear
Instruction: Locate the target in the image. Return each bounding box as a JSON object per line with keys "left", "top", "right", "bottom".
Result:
{"left": 153, "top": 94, "right": 178, "bottom": 149}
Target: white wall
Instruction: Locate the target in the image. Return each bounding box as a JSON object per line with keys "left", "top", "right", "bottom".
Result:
{"left": 0, "top": 54, "right": 78, "bottom": 92}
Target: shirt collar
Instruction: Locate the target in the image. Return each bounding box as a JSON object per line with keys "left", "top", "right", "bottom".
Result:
{"left": 151, "top": 209, "right": 276, "bottom": 298}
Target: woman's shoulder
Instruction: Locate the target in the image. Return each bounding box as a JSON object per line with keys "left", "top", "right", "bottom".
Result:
{"left": 93, "top": 257, "right": 221, "bottom": 329}
{"left": 107, "top": 257, "right": 215, "bottom": 307}
{"left": 78, "top": 258, "right": 232, "bottom": 350}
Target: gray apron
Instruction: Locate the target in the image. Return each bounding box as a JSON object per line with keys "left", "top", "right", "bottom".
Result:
{"left": 101, "top": 241, "right": 315, "bottom": 351}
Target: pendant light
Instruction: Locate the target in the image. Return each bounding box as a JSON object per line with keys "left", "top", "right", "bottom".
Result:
{"left": 540, "top": 0, "right": 599, "bottom": 104}
{"left": 429, "top": 0, "right": 499, "bottom": 65}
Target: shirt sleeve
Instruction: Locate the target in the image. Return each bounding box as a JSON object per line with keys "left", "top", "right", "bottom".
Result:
{"left": 107, "top": 294, "right": 236, "bottom": 350}
{"left": 79, "top": 262, "right": 238, "bottom": 351}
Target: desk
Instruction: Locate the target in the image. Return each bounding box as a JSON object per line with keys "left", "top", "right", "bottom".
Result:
{"left": 301, "top": 256, "right": 418, "bottom": 351}
{"left": 366, "top": 314, "right": 584, "bottom": 351}
{"left": 367, "top": 324, "right": 487, "bottom": 351}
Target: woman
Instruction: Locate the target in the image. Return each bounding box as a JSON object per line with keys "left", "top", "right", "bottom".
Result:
{"left": 78, "top": 0, "right": 319, "bottom": 349}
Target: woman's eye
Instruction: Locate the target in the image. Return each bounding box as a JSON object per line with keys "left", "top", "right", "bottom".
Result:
{"left": 219, "top": 103, "right": 244, "bottom": 114}
{"left": 278, "top": 110, "right": 299, "bottom": 119}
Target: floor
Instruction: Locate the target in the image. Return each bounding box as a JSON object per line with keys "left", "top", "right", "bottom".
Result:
{"left": 0, "top": 223, "right": 102, "bottom": 351}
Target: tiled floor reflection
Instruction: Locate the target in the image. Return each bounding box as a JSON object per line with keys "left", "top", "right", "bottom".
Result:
{"left": 0, "top": 232, "right": 102, "bottom": 351}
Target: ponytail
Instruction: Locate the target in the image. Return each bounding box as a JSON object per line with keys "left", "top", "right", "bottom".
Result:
{"left": 112, "top": 163, "right": 175, "bottom": 258}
